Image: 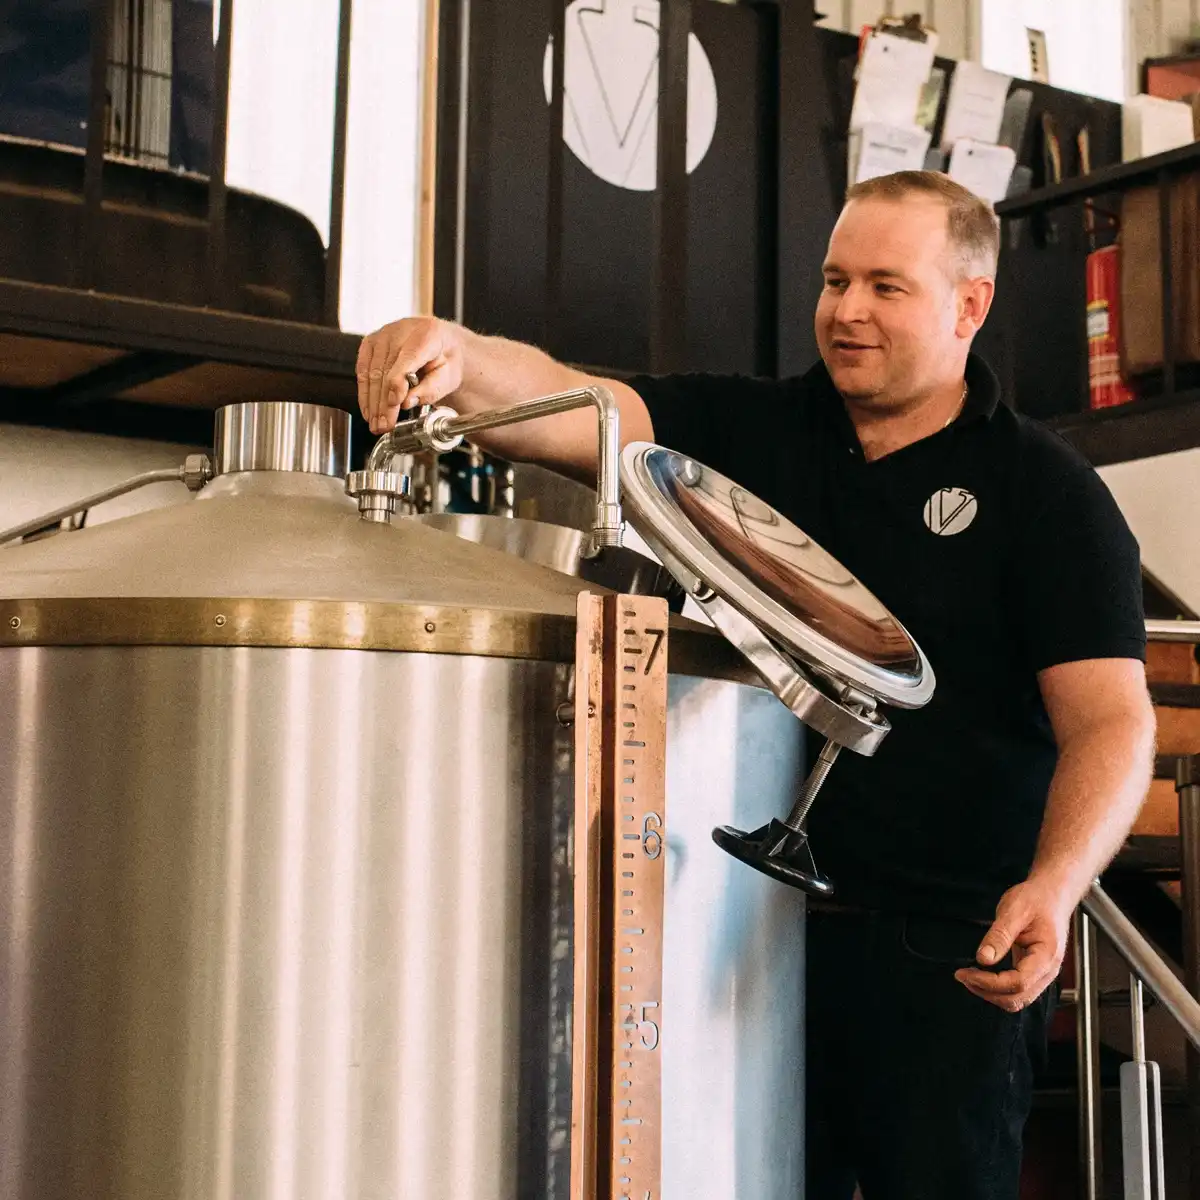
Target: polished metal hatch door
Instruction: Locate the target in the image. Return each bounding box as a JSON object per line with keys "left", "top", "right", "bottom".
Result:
{"left": 620, "top": 442, "right": 937, "bottom": 897}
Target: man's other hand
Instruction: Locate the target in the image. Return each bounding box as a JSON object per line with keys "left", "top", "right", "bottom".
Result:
{"left": 954, "top": 879, "right": 1072, "bottom": 1011}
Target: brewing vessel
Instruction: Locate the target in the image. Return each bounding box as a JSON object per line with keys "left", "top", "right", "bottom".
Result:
{"left": 0, "top": 401, "right": 805, "bottom": 1199}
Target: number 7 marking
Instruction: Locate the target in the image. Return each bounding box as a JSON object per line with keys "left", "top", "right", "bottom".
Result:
{"left": 643, "top": 628, "right": 665, "bottom": 675}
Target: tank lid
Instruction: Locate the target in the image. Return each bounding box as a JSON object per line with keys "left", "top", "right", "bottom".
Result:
{"left": 619, "top": 442, "right": 935, "bottom": 735}
{"left": 213, "top": 401, "right": 350, "bottom": 477}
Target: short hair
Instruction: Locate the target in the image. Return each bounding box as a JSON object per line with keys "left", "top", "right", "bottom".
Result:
{"left": 844, "top": 170, "right": 1001, "bottom": 278}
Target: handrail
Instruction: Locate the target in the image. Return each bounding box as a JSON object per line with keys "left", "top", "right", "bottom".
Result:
{"left": 1082, "top": 883, "right": 1200, "bottom": 1051}
{"left": 1074, "top": 639, "right": 1200, "bottom": 1196}
{"left": 1145, "top": 618, "right": 1200, "bottom": 644}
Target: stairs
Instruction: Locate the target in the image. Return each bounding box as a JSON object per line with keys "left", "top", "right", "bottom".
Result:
{"left": 1021, "top": 629, "right": 1200, "bottom": 1197}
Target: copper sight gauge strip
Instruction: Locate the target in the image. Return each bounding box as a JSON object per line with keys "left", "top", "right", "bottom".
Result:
{"left": 572, "top": 592, "right": 668, "bottom": 1200}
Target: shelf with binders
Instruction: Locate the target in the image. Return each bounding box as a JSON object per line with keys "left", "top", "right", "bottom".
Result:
{"left": 995, "top": 140, "right": 1200, "bottom": 466}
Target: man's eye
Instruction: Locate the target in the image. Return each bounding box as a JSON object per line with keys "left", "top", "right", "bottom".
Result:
{"left": 876, "top": 283, "right": 901, "bottom": 295}
{"left": 824, "top": 279, "right": 847, "bottom": 291}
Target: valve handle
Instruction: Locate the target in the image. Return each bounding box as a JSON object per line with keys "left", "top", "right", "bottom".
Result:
{"left": 711, "top": 820, "right": 833, "bottom": 897}
{"left": 711, "top": 737, "right": 841, "bottom": 896}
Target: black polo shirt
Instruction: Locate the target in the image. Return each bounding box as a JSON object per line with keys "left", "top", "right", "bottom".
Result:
{"left": 628, "top": 354, "right": 1145, "bottom": 921}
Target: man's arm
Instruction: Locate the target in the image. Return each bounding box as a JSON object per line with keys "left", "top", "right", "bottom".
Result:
{"left": 356, "top": 317, "right": 653, "bottom": 478}
{"left": 956, "top": 657, "right": 1155, "bottom": 1011}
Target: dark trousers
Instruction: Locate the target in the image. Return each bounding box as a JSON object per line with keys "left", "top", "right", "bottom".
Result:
{"left": 806, "top": 909, "right": 1055, "bottom": 1200}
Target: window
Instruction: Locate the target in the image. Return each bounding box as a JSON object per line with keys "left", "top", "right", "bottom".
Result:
{"left": 980, "top": 0, "right": 1127, "bottom": 104}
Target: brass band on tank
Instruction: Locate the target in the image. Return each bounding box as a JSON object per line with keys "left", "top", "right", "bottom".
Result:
{"left": 0, "top": 595, "right": 758, "bottom": 682}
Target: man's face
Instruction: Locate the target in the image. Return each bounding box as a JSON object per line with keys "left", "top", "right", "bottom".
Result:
{"left": 814, "top": 197, "right": 982, "bottom": 408}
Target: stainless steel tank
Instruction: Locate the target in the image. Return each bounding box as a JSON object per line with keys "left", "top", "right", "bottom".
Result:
{"left": 0, "top": 402, "right": 805, "bottom": 1199}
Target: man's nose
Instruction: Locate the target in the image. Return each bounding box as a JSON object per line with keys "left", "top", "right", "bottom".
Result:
{"left": 833, "top": 282, "right": 872, "bottom": 326}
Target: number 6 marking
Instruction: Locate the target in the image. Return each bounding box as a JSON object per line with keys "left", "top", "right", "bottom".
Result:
{"left": 642, "top": 812, "right": 662, "bottom": 860}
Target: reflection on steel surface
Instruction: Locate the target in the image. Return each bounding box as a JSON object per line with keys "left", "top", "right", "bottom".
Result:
{"left": 214, "top": 401, "right": 350, "bottom": 478}
{"left": 0, "top": 648, "right": 805, "bottom": 1199}
{"left": 665, "top": 459, "right": 920, "bottom": 671}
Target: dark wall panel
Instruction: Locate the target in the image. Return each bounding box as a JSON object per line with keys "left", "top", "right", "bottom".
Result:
{"left": 459, "top": 0, "right": 775, "bottom": 376}
{"left": 776, "top": 4, "right": 841, "bottom": 377}
{"left": 170, "top": 0, "right": 215, "bottom": 174}
{"left": 446, "top": 4, "right": 1124, "bottom": 414}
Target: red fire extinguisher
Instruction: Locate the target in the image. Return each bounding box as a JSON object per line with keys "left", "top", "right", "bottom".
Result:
{"left": 1086, "top": 243, "right": 1136, "bottom": 409}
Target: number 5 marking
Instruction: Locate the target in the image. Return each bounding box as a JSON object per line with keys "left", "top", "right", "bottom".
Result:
{"left": 637, "top": 1001, "right": 660, "bottom": 1051}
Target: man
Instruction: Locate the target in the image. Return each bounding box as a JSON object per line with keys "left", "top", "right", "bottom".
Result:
{"left": 357, "top": 171, "right": 1155, "bottom": 1198}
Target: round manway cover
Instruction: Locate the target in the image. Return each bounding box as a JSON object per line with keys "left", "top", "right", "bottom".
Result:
{"left": 620, "top": 442, "right": 934, "bottom": 710}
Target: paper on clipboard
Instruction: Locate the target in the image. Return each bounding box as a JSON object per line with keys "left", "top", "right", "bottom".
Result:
{"left": 940, "top": 61, "right": 1012, "bottom": 150}
{"left": 850, "top": 33, "right": 936, "bottom": 132}
{"left": 849, "top": 123, "right": 933, "bottom": 184}
{"left": 947, "top": 139, "right": 1017, "bottom": 204}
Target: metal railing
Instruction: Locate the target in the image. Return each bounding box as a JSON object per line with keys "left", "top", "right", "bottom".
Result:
{"left": 1145, "top": 619, "right": 1200, "bottom": 644}
{"left": 106, "top": 0, "right": 173, "bottom": 167}
{"left": 1070, "top": 619, "right": 1200, "bottom": 1198}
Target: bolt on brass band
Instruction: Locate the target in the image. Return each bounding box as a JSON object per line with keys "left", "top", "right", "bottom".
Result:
{"left": 0, "top": 597, "right": 758, "bottom": 682}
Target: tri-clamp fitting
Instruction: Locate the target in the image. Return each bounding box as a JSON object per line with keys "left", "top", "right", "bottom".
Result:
{"left": 362, "top": 387, "right": 625, "bottom": 552}
{"left": 369, "top": 405, "right": 465, "bottom": 463}
{"left": 345, "top": 469, "right": 412, "bottom": 523}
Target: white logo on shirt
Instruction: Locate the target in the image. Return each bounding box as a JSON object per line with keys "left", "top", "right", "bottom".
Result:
{"left": 924, "top": 488, "right": 978, "bottom": 537}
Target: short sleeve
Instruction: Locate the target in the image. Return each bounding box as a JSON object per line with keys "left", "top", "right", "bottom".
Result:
{"left": 1013, "top": 444, "right": 1145, "bottom": 672}
{"left": 625, "top": 372, "right": 792, "bottom": 485}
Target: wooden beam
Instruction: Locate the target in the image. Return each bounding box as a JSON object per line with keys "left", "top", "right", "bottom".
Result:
{"left": 416, "top": 0, "right": 441, "bottom": 315}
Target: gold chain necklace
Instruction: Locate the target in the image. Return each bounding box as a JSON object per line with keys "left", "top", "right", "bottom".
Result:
{"left": 942, "top": 382, "right": 969, "bottom": 430}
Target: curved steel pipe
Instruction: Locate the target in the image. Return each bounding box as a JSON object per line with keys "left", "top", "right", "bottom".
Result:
{"left": 370, "top": 386, "right": 623, "bottom": 550}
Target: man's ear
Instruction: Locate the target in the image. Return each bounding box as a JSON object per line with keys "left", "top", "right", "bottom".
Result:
{"left": 957, "top": 275, "right": 996, "bottom": 339}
